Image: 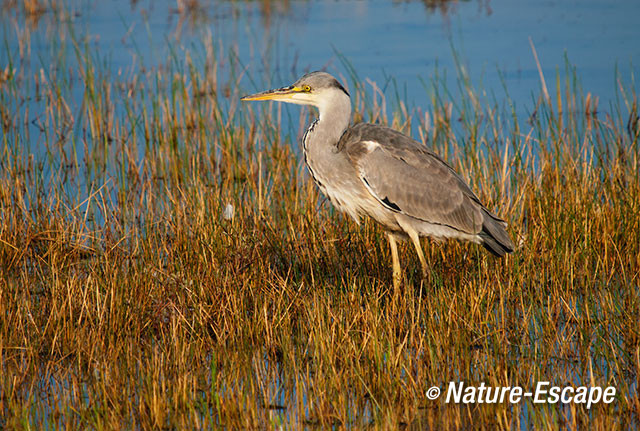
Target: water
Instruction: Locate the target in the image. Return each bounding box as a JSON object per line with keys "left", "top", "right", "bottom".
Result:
{"left": 3, "top": 0, "right": 638, "bottom": 111}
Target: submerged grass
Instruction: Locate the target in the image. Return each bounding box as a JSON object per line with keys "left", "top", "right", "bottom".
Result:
{"left": 1, "top": 15, "right": 640, "bottom": 431}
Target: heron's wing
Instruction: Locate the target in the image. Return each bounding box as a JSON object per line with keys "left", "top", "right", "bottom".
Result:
{"left": 339, "top": 123, "right": 489, "bottom": 235}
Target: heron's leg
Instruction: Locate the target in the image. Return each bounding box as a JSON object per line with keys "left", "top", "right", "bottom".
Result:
{"left": 386, "top": 233, "right": 402, "bottom": 290}
{"left": 407, "top": 230, "right": 428, "bottom": 278}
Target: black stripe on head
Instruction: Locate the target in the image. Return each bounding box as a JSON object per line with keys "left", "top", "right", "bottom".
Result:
{"left": 296, "top": 71, "right": 350, "bottom": 97}
{"left": 330, "top": 78, "right": 350, "bottom": 97}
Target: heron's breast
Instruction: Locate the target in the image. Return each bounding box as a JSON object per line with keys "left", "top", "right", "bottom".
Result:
{"left": 305, "top": 154, "right": 399, "bottom": 228}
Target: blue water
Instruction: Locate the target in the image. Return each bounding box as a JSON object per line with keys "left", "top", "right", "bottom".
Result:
{"left": 3, "top": 0, "right": 638, "bottom": 111}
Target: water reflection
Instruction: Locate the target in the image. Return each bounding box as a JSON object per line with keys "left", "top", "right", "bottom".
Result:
{"left": 3, "top": 0, "right": 637, "bottom": 114}
{"left": 1, "top": 0, "right": 491, "bottom": 35}
{"left": 397, "top": 0, "right": 491, "bottom": 17}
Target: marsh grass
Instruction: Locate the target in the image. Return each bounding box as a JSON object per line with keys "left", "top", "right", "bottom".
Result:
{"left": 1, "top": 12, "right": 640, "bottom": 430}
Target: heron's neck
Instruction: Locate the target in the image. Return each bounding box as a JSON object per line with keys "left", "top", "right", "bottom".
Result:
{"left": 312, "top": 92, "right": 352, "bottom": 146}
{"left": 301, "top": 91, "right": 357, "bottom": 216}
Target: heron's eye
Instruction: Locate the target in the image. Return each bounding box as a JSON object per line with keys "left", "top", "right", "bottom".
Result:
{"left": 302, "top": 85, "right": 311, "bottom": 92}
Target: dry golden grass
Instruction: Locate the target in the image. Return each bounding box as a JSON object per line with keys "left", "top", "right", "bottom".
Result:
{"left": 1, "top": 19, "right": 639, "bottom": 430}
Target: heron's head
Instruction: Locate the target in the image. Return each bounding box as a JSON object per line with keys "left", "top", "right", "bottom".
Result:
{"left": 241, "top": 71, "right": 350, "bottom": 113}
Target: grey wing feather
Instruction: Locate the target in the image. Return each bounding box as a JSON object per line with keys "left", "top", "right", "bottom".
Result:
{"left": 339, "top": 123, "right": 501, "bottom": 237}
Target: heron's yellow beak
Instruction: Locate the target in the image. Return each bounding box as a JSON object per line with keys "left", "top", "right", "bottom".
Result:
{"left": 241, "top": 86, "right": 307, "bottom": 102}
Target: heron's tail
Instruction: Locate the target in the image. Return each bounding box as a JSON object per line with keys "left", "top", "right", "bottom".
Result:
{"left": 478, "top": 211, "right": 515, "bottom": 257}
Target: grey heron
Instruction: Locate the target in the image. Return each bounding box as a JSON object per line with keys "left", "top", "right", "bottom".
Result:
{"left": 242, "top": 71, "right": 514, "bottom": 289}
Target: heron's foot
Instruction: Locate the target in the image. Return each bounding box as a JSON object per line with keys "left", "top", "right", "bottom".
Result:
{"left": 406, "top": 230, "right": 430, "bottom": 282}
